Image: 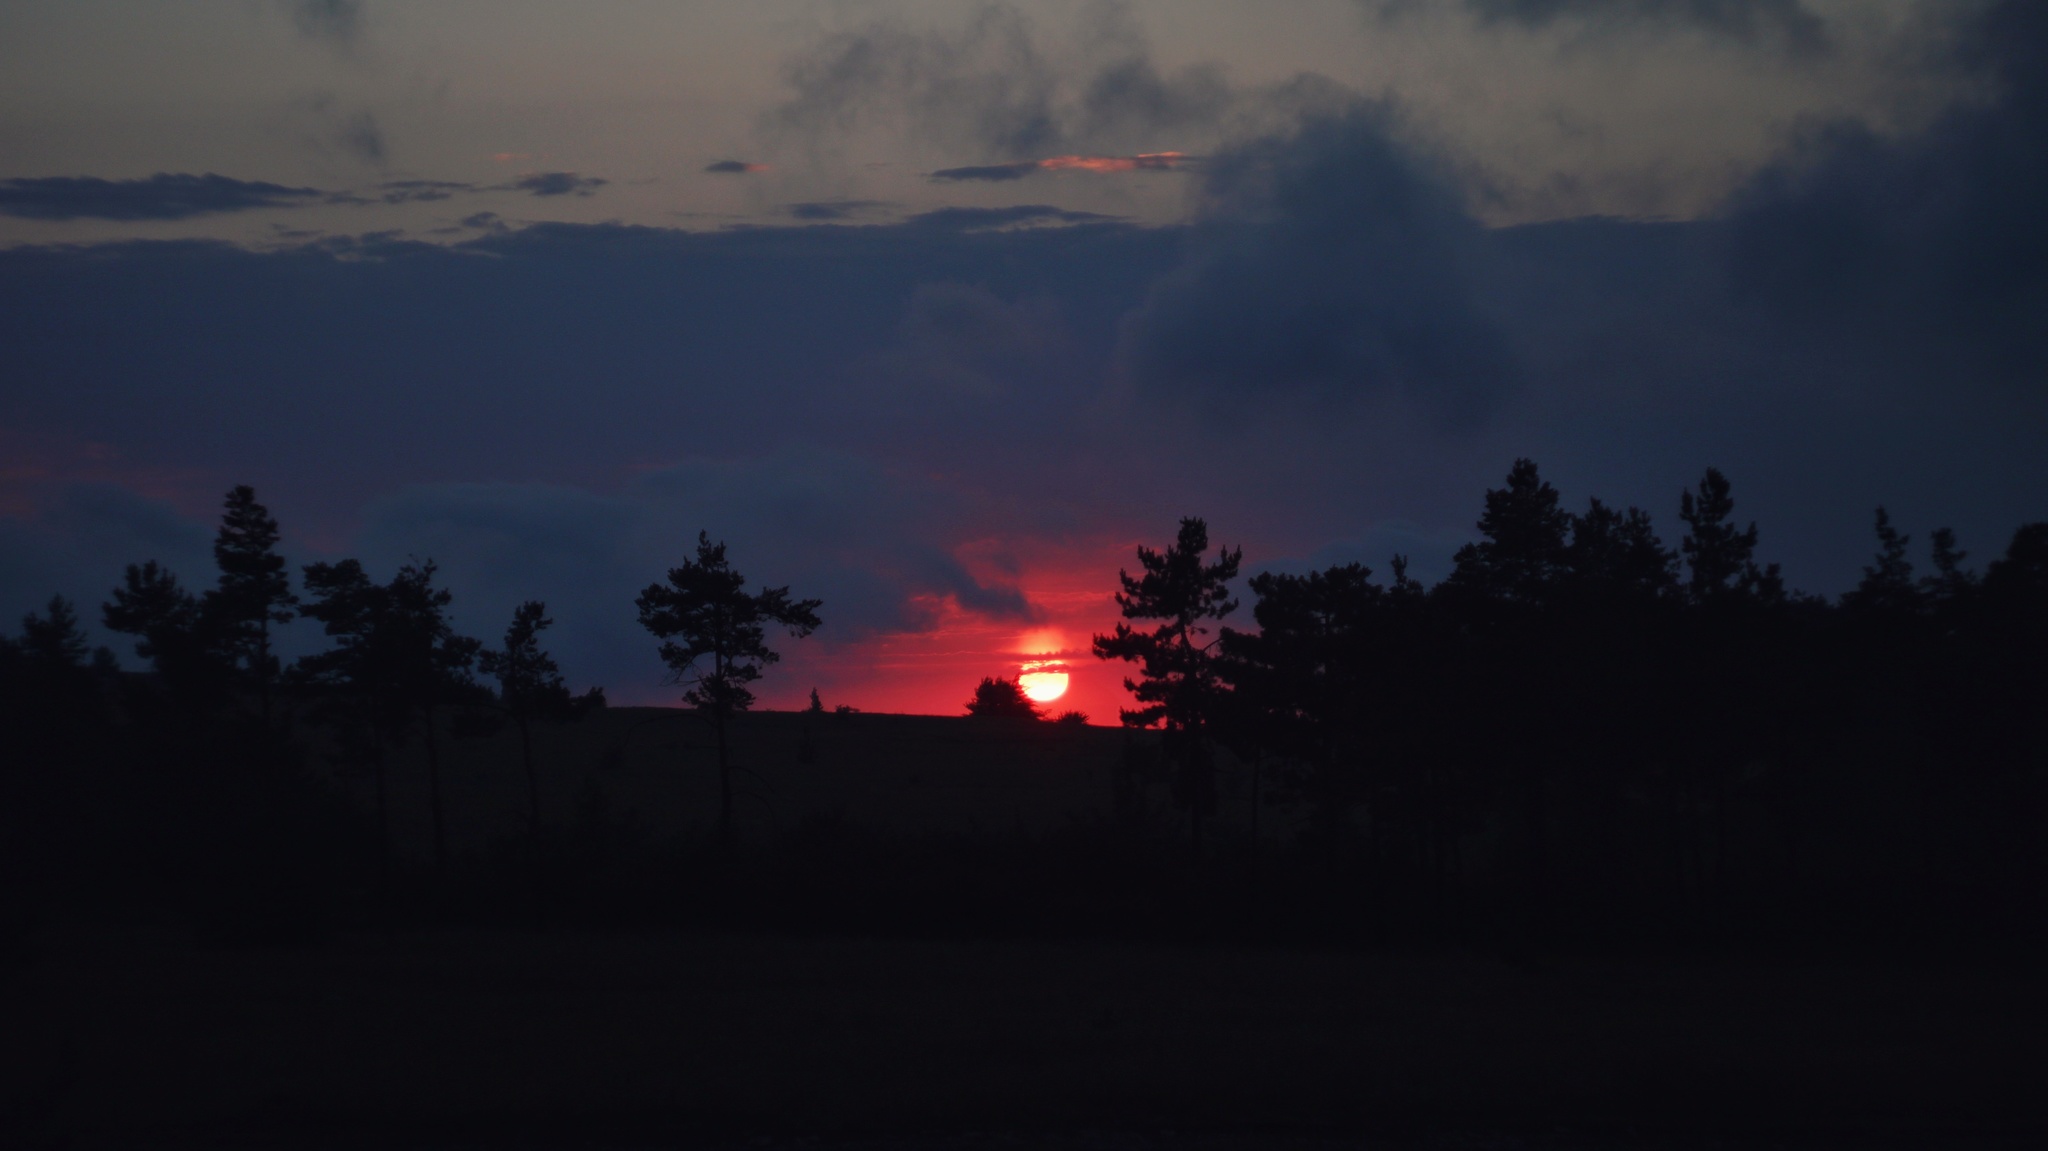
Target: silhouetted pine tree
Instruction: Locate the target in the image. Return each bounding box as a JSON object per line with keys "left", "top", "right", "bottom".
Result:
{"left": 478, "top": 601, "right": 576, "bottom": 841}
{"left": 636, "top": 532, "right": 821, "bottom": 845}
{"left": 1680, "top": 467, "right": 1783, "bottom": 606}
{"left": 1442, "top": 459, "right": 1570, "bottom": 608}
{"left": 298, "top": 559, "right": 481, "bottom": 872}
{"left": 203, "top": 486, "right": 298, "bottom": 725}
{"left": 1094, "top": 517, "right": 1241, "bottom": 851}
{"left": 1844, "top": 507, "right": 1923, "bottom": 615}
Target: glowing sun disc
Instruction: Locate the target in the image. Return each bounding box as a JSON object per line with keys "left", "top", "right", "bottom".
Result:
{"left": 1019, "top": 671, "right": 1069, "bottom": 703}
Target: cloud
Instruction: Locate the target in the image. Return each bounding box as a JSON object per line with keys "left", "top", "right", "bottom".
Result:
{"left": 286, "top": 0, "right": 365, "bottom": 47}
{"left": 1362, "top": 0, "right": 1829, "bottom": 54}
{"left": 341, "top": 454, "right": 1038, "bottom": 697}
{"left": 768, "top": 2, "right": 1242, "bottom": 163}
{"left": 336, "top": 110, "right": 386, "bottom": 164}
{"left": 0, "top": 484, "right": 215, "bottom": 652}
{"left": 0, "top": 173, "right": 324, "bottom": 221}
{"left": 900, "top": 204, "right": 1113, "bottom": 231}
{"left": 928, "top": 163, "right": 1037, "bottom": 183}
{"left": 508, "top": 172, "right": 608, "bottom": 197}
{"left": 787, "top": 200, "right": 888, "bottom": 221}
{"left": 704, "top": 160, "right": 770, "bottom": 174}
{"left": 377, "top": 180, "right": 476, "bottom": 205}
{"left": 931, "top": 152, "right": 1190, "bottom": 181}
{"left": 1116, "top": 103, "right": 1512, "bottom": 428}
{"left": 5, "top": 0, "right": 2047, "bottom": 643}
{"left": 1725, "top": 0, "right": 2048, "bottom": 388}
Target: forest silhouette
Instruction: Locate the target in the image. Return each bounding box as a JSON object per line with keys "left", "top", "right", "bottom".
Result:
{"left": 2, "top": 463, "right": 2045, "bottom": 957}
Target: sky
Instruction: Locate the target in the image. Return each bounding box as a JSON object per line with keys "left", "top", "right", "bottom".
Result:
{"left": 2, "top": 0, "right": 2044, "bottom": 717}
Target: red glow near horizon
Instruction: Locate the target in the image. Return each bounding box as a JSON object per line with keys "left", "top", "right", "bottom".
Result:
{"left": 741, "top": 537, "right": 1140, "bottom": 721}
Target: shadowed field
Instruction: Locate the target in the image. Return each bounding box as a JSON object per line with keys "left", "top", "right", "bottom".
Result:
{"left": 3, "top": 923, "right": 2042, "bottom": 1149}
{"left": 341, "top": 709, "right": 1213, "bottom": 860}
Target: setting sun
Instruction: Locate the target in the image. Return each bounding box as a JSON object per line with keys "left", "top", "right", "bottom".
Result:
{"left": 1019, "top": 670, "right": 1069, "bottom": 703}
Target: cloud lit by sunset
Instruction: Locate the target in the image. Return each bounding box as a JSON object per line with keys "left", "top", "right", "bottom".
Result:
{"left": 1037, "top": 152, "right": 1188, "bottom": 173}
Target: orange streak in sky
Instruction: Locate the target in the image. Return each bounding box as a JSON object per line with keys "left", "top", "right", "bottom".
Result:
{"left": 1036, "top": 152, "right": 1188, "bottom": 173}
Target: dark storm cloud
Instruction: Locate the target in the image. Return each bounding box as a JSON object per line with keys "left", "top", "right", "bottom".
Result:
{"left": 507, "top": 172, "right": 608, "bottom": 197}
{"left": 704, "top": 160, "right": 769, "bottom": 174}
{"left": 1726, "top": 0, "right": 2048, "bottom": 389}
{"left": 1117, "top": 104, "right": 1511, "bottom": 427}
{"left": 287, "top": 0, "right": 365, "bottom": 46}
{"left": 0, "top": 173, "right": 323, "bottom": 221}
{"left": 768, "top": 2, "right": 1240, "bottom": 162}
{"left": 1363, "top": 0, "right": 1828, "bottom": 53}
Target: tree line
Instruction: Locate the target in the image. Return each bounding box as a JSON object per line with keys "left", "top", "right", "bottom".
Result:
{"left": 1094, "top": 461, "right": 2047, "bottom": 942}
{"left": 2, "top": 464, "right": 2043, "bottom": 949}
{"left": 0, "top": 490, "right": 818, "bottom": 941}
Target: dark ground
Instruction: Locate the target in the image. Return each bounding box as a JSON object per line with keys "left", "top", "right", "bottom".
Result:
{"left": 2, "top": 920, "right": 2041, "bottom": 1149}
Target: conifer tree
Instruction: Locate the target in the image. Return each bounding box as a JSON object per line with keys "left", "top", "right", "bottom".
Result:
{"left": 1093, "top": 517, "right": 1241, "bottom": 849}
{"left": 203, "top": 486, "right": 298, "bottom": 723}
{"left": 299, "top": 558, "right": 480, "bottom": 871}
{"left": 1679, "top": 467, "right": 1783, "bottom": 605}
{"left": 1444, "top": 459, "right": 1571, "bottom": 606}
{"left": 1846, "top": 506, "right": 1922, "bottom": 614}
{"left": 478, "top": 601, "right": 573, "bottom": 840}
{"left": 636, "top": 532, "right": 821, "bottom": 844}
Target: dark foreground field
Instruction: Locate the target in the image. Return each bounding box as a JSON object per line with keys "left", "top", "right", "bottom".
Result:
{"left": 3, "top": 922, "right": 2043, "bottom": 1149}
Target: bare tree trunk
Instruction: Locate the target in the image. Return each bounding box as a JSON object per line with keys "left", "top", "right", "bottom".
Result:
{"left": 373, "top": 731, "right": 390, "bottom": 910}
{"left": 517, "top": 711, "right": 540, "bottom": 841}
{"left": 423, "top": 704, "right": 448, "bottom": 871}
{"left": 715, "top": 708, "right": 732, "bottom": 847}
{"left": 256, "top": 617, "right": 272, "bottom": 729}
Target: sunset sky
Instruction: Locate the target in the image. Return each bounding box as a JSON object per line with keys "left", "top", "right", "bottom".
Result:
{"left": 3, "top": 0, "right": 2044, "bottom": 715}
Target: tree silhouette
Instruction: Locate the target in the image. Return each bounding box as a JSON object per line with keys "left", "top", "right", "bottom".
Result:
{"left": 19, "top": 596, "right": 90, "bottom": 669}
{"left": 202, "top": 486, "right": 298, "bottom": 724}
{"left": 965, "top": 676, "right": 1042, "bottom": 720}
{"left": 477, "top": 601, "right": 576, "bottom": 841}
{"left": 1679, "top": 467, "right": 1783, "bottom": 605}
{"left": 298, "top": 559, "right": 481, "bottom": 871}
{"left": 1563, "top": 497, "right": 1678, "bottom": 605}
{"left": 1845, "top": 507, "right": 1922, "bottom": 614}
{"left": 1921, "top": 527, "right": 1979, "bottom": 607}
{"left": 1094, "top": 517, "right": 1241, "bottom": 849}
{"left": 103, "top": 560, "right": 224, "bottom": 703}
{"left": 1443, "top": 459, "right": 1570, "bottom": 606}
{"left": 636, "top": 532, "right": 821, "bottom": 845}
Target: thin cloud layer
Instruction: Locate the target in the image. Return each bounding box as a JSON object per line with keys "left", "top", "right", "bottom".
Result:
{"left": 768, "top": 3, "right": 1239, "bottom": 164}
{"left": 931, "top": 152, "right": 1190, "bottom": 181}
{"left": 286, "top": 0, "right": 365, "bottom": 46}
{"left": 509, "top": 172, "right": 608, "bottom": 198}
{"left": 0, "top": 173, "right": 323, "bottom": 221}
{"left": 1363, "top": 0, "right": 1829, "bottom": 53}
